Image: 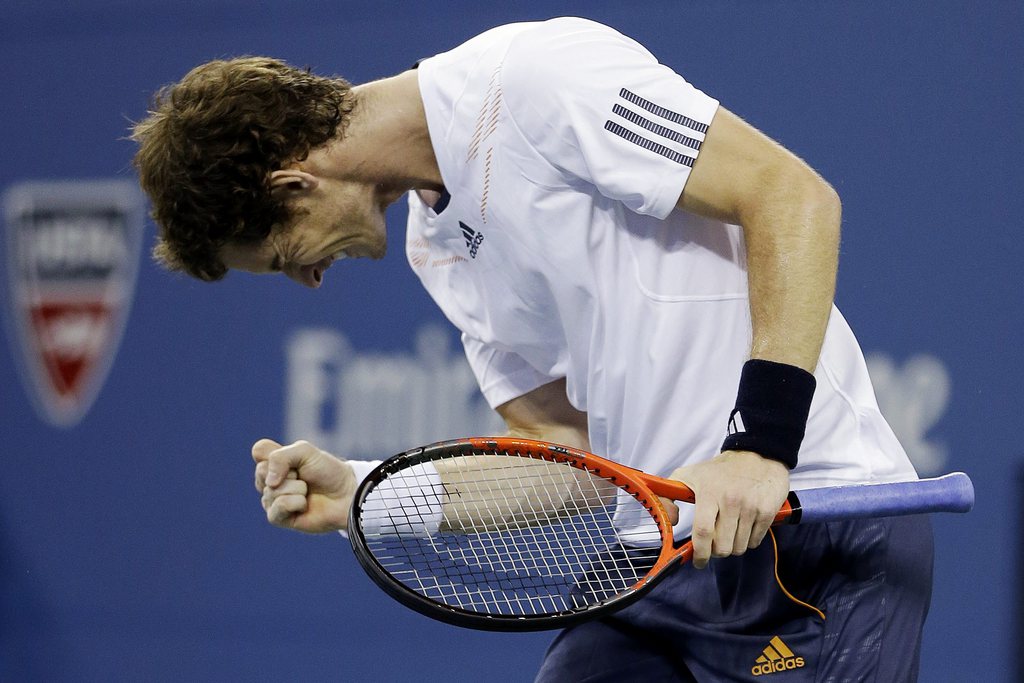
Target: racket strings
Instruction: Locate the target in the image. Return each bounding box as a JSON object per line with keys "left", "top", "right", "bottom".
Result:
{"left": 359, "top": 451, "right": 663, "bottom": 617}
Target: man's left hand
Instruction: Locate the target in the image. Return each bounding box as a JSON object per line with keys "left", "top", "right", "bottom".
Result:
{"left": 669, "top": 451, "right": 790, "bottom": 569}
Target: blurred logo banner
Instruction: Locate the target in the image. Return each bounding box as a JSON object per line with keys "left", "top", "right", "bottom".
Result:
{"left": 285, "top": 325, "right": 503, "bottom": 457}
{"left": 3, "top": 180, "right": 144, "bottom": 427}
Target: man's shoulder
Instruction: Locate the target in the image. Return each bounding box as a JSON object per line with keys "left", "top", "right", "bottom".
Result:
{"left": 430, "top": 17, "right": 634, "bottom": 81}
{"left": 498, "top": 17, "right": 656, "bottom": 112}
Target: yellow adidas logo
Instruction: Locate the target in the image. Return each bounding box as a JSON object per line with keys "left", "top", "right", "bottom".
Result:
{"left": 751, "top": 636, "right": 806, "bottom": 676}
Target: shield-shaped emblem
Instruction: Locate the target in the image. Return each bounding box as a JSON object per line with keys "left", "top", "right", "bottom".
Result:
{"left": 3, "top": 180, "right": 144, "bottom": 427}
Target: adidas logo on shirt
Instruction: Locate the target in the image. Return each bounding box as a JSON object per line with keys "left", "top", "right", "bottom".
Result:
{"left": 459, "top": 221, "right": 484, "bottom": 258}
{"left": 751, "top": 636, "right": 805, "bottom": 676}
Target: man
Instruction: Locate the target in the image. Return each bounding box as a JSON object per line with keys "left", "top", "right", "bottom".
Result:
{"left": 133, "top": 17, "right": 931, "bottom": 681}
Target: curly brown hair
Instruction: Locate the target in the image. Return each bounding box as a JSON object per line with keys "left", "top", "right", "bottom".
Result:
{"left": 131, "top": 57, "right": 357, "bottom": 281}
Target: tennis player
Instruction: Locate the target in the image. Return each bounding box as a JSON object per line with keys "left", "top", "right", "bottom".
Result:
{"left": 133, "top": 17, "right": 932, "bottom": 681}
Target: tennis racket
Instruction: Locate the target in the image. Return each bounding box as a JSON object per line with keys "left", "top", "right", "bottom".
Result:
{"left": 348, "top": 437, "right": 973, "bottom": 632}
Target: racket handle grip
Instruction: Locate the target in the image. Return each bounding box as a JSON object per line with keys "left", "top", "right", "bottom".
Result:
{"left": 788, "top": 472, "right": 974, "bottom": 524}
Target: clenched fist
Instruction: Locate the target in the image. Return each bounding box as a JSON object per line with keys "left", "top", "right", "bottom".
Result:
{"left": 252, "top": 439, "right": 357, "bottom": 533}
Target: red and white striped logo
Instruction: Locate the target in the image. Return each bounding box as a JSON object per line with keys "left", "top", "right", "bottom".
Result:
{"left": 4, "top": 180, "right": 144, "bottom": 427}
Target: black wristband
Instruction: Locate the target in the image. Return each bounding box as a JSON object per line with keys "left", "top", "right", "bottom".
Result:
{"left": 720, "top": 359, "right": 817, "bottom": 469}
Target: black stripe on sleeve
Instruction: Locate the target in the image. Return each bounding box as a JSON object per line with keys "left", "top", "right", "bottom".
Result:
{"left": 619, "top": 88, "right": 709, "bottom": 135}
{"left": 603, "top": 120, "right": 696, "bottom": 167}
{"left": 611, "top": 104, "right": 703, "bottom": 151}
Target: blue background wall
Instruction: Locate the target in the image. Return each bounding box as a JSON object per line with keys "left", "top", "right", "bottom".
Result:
{"left": 1, "top": 1, "right": 1020, "bottom": 680}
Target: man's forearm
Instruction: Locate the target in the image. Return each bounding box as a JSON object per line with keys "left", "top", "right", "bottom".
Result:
{"left": 742, "top": 170, "right": 841, "bottom": 372}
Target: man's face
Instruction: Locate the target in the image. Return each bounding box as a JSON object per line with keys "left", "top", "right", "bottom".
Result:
{"left": 220, "top": 177, "right": 389, "bottom": 288}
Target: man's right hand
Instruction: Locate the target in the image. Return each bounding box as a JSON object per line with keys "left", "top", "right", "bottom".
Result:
{"left": 252, "top": 439, "right": 356, "bottom": 533}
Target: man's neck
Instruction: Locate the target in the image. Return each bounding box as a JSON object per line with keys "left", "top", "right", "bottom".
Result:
{"left": 339, "top": 70, "right": 444, "bottom": 194}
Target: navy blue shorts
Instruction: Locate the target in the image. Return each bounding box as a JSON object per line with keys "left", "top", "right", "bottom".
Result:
{"left": 535, "top": 515, "right": 934, "bottom": 682}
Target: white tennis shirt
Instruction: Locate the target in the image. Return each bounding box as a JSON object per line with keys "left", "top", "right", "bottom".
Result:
{"left": 407, "top": 17, "right": 917, "bottom": 491}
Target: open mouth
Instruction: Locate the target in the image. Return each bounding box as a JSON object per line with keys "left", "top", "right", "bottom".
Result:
{"left": 311, "top": 251, "right": 348, "bottom": 284}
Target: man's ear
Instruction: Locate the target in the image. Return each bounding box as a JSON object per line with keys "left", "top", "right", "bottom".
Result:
{"left": 270, "top": 169, "right": 319, "bottom": 197}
